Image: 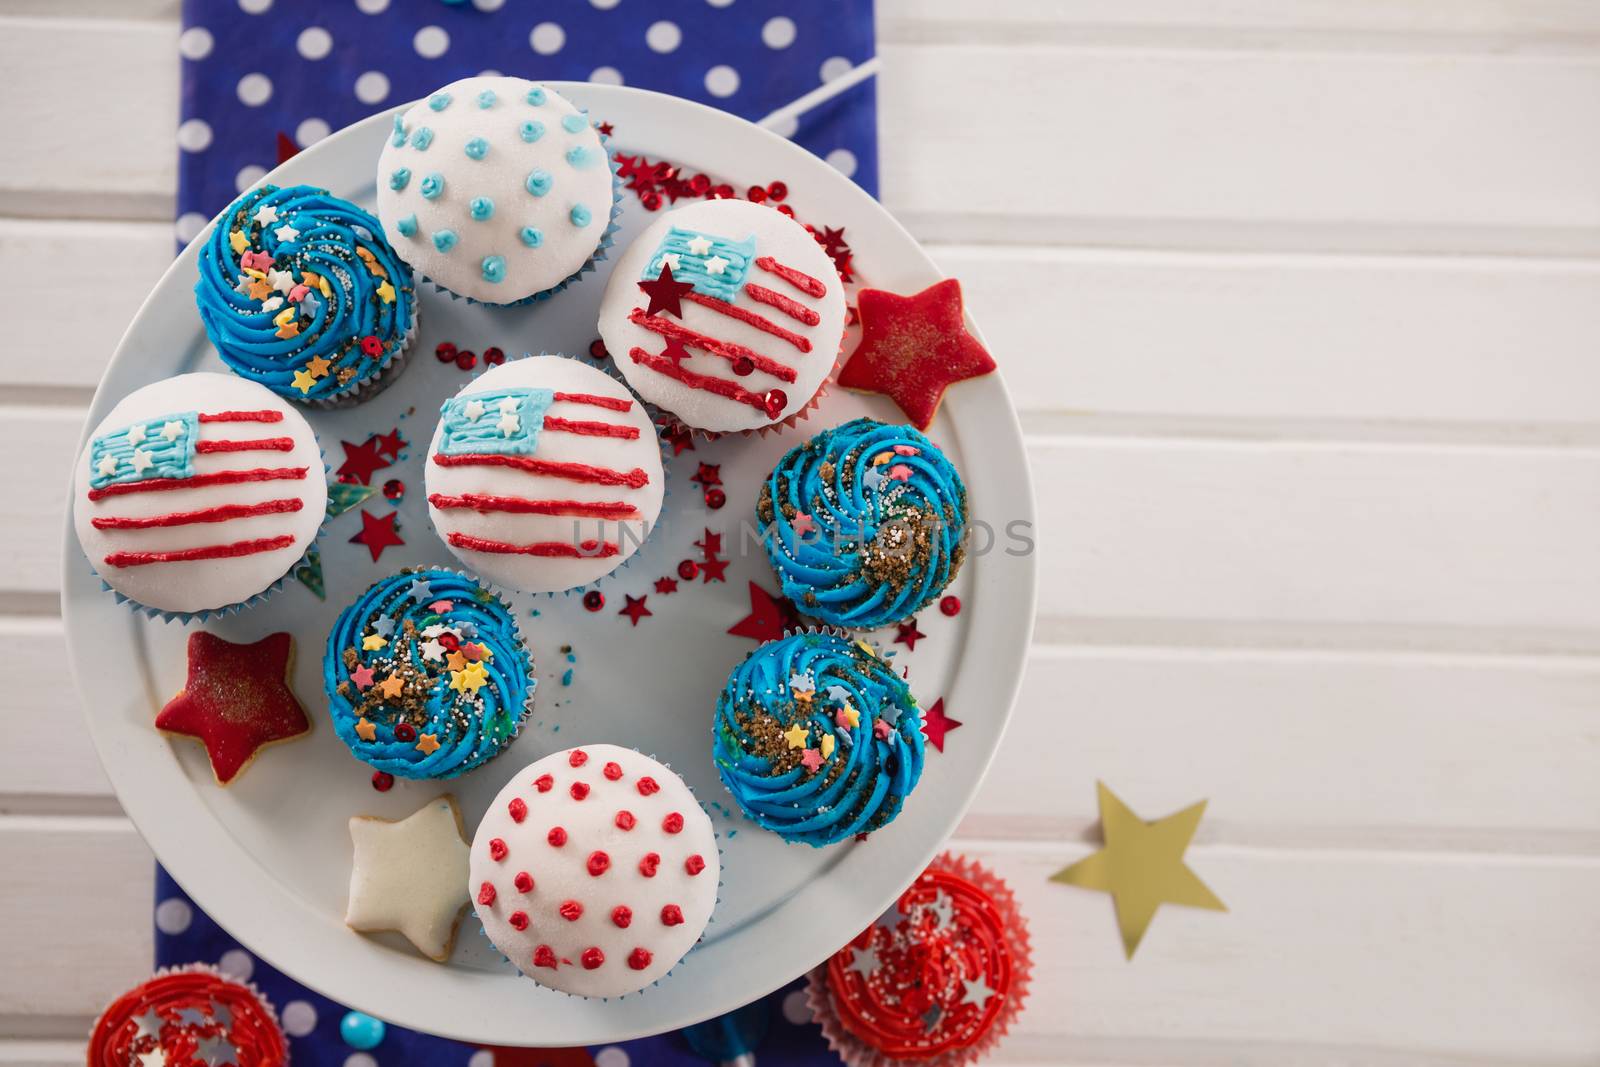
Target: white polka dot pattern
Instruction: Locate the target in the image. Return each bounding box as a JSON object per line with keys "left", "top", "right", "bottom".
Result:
{"left": 594, "top": 1048, "right": 630, "bottom": 1067}
{"left": 218, "top": 948, "right": 255, "bottom": 981}
{"left": 470, "top": 745, "right": 718, "bottom": 998}
{"left": 154, "top": 897, "right": 193, "bottom": 935}
{"left": 280, "top": 1000, "right": 318, "bottom": 1037}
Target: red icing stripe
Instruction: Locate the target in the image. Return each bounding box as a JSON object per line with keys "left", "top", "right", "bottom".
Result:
{"left": 103, "top": 534, "right": 297, "bottom": 568}
{"left": 428, "top": 493, "right": 640, "bottom": 519}
{"left": 755, "top": 256, "right": 827, "bottom": 298}
{"left": 433, "top": 452, "right": 649, "bottom": 488}
{"left": 194, "top": 436, "right": 295, "bottom": 453}
{"left": 627, "top": 309, "right": 798, "bottom": 383}
{"left": 684, "top": 291, "right": 811, "bottom": 353}
{"left": 553, "top": 391, "right": 634, "bottom": 412}
{"left": 628, "top": 347, "right": 769, "bottom": 412}
{"left": 744, "top": 283, "right": 822, "bottom": 326}
{"left": 91, "top": 497, "right": 304, "bottom": 530}
{"left": 86, "top": 467, "right": 308, "bottom": 501}
{"left": 542, "top": 415, "right": 640, "bottom": 440}
{"left": 198, "top": 409, "right": 284, "bottom": 423}
{"left": 446, "top": 532, "right": 620, "bottom": 558}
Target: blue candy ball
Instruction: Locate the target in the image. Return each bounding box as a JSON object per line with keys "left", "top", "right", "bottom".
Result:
{"left": 340, "top": 1011, "right": 386, "bottom": 1050}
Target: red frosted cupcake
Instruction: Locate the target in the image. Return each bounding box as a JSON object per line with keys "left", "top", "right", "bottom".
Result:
{"left": 87, "top": 964, "right": 288, "bottom": 1067}
{"left": 806, "top": 853, "right": 1031, "bottom": 1067}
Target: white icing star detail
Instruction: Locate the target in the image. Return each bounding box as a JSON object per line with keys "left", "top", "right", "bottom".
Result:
{"left": 462, "top": 400, "right": 487, "bottom": 422}
{"left": 420, "top": 638, "right": 446, "bottom": 661}
{"left": 961, "top": 975, "right": 996, "bottom": 1012}
{"left": 657, "top": 252, "right": 682, "bottom": 272}
{"left": 252, "top": 203, "right": 280, "bottom": 226}
{"left": 846, "top": 943, "right": 879, "bottom": 978}
{"left": 160, "top": 420, "right": 185, "bottom": 442}
{"left": 273, "top": 223, "right": 300, "bottom": 242}
{"left": 686, "top": 235, "right": 714, "bottom": 256}
{"left": 130, "top": 448, "right": 155, "bottom": 475}
{"left": 260, "top": 296, "right": 284, "bottom": 313}
{"left": 346, "top": 797, "right": 471, "bottom": 961}
{"left": 125, "top": 423, "right": 146, "bottom": 447}
{"left": 497, "top": 397, "right": 520, "bottom": 414}
{"left": 96, "top": 453, "right": 118, "bottom": 478}
{"left": 266, "top": 268, "right": 295, "bottom": 293}
{"left": 703, "top": 255, "right": 730, "bottom": 276}
{"left": 497, "top": 413, "right": 520, "bottom": 437}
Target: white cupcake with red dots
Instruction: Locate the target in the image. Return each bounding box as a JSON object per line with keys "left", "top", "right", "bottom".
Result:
{"left": 469, "top": 743, "right": 718, "bottom": 997}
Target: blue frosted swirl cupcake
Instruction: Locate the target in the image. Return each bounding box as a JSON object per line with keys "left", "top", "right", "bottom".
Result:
{"left": 196, "top": 184, "right": 417, "bottom": 406}
{"left": 325, "top": 568, "right": 533, "bottom": 779}
{"left": 714, "top": 631, "right": 925, "bottom": 846}
{"left": 758, "top": 419, "right": 967, "bottom": 631}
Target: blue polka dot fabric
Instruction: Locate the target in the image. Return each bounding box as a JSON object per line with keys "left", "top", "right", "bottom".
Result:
{"left": 175, "top": 0, "right": 878, "bottom": 246}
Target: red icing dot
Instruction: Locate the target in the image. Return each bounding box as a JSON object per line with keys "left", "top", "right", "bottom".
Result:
{"left": 628, "top": 947, "right": 653, "bottom": 970}
{"left": 508, "top": 798, "right": 527, "bottom": 823}
{"left": 662, "top": 812, "right": 684, "bottom": 834}
{"left": 394, "top": 722, "right": 416, "bottom": 742}
{"left": 583, "top": 590, "right": 605, "bottom": 611}
{"left": 570, "top": 781, "right": 591, "bottom": 801}
{"left": 533, "top": 945, "right": 558, "bottom": 969}
{"left": 535, "top": 774, "right": 554, "bottom": 792}
{"left": 513, "top": 871, "right": 534, "bottom": 893}
{"left": 581, "top": 947, "right": 605, "bottom": 970}
{"left": 940, "top": 595, "right": 962, "bottom": 617}
{"left": 477, "top": 882, "right": 497, "bottom": 906}
{"left": 603, "top": 761, "right": 623, "bottom": 780}
{"left": 488, "top": 838, "right": 508, "bottom": 861}
{"left": 685, "top": 854, "right": 707, "bottom": 876}
{"left": 569, "top": 749, "right": 589, "bottom": 767}
{"left": 509, "top": 911, "right": 529, "bottom": 931}
{"left": 612, "top": 905, "right": 632, "bottom": 928}
{"left": 639, "top": 852, "right": 661, "bottom": 877}
{"left": 558, "top": 900, "right": 584, "bottom": 921}
{"left": 615, "top": 810, "right": 636, "bottom": 831}
{"left": 661, "top": 904, "right": 684, "bottom": 926}
{"left": 547, "top": 826, "right": 568, "bottom": 847}
{"left": 370, "top": 771, "right": 394, "bottom": 792}
{"left": 587, "top": 850, "right": 611, "bottom": 876}
{"left": 636, "top": 776, "right": 660, "bottom": 796}
{"left": 677, "top": 559, "right": 699, "bottom": 581}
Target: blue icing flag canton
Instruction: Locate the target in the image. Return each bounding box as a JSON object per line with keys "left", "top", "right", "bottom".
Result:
{"left": 438, "top": 388, "right": 552, "bottom": 457}
{"left": 89, "top": 413, "right": 199, "bottom": 489}
{"left": 645, "top": 227, "right": 757, "bottom": 302}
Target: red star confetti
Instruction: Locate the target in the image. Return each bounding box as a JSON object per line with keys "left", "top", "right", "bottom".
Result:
{"left": 350, "top": 509, "right": 404, "bottom": 562}
{"left": 275, "top": 131, "right": 300, "bottom": 164}
{"left": 690, "top": 463, "right": 722, "bottom": 488}
{"left": 660, "top": 336, "right": 692, "bottom": 367}
{"left": 654, "top": 577, "right": 679, "bottom": 595}
{"left": 921, "top": 698, "right": 964, "bottom": 753}
{"left": 618, "top": 594, "right": 652, "bottom": 626}
{"left": 665, "top": 423, "right": 695, "bottom": 455}
{"left": 337, "top": 436, "right": 391, "bottom": 485}
{"left": 695, "top": 529, "right": 723, "bottom": 559}
{"left": 375, "top": 428, "right": 406, "bottom": 461}
{"left": 155, "top": 631, "right": 310, "bottom": 784}
{"left": 727, "top": 581, "right": 800, "bottom": 642}
{"left": 637, "top": 263, "right": 695, "bottom": 318}
{"left": 699, "top": 556, "right": 730, "bottom": 584}
{"left": 597, "top": 122, "right": 615, "bottom": 137}
{"left": 894, "top": 619, "right": 927, "bottom": 651}
{"left": 837, "top": 279, "right": 997, "bottom": 430}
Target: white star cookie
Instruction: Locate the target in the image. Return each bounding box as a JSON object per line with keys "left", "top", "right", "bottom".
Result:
{"left": 346, "top": 795, "right": 471, "bottom": 961}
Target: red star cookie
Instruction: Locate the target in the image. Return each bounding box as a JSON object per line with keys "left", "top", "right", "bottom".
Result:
{"left": 837, "top": 279, "right": 996, "bottom": 429}
{"left": 155, "top": 631, "right": 310, "bottom": 785}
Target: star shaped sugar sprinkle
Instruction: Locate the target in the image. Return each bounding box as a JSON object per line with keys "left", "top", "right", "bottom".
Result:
{"left": 921, "top": 697, "right": 963, "bottom": 753}
{"left": 154, "top": 632, "right": 310, "bottom": 785}
{"left": 346, "top": 796, "right": 471, "bottom": 961}
{"left": 252, "top": 203, "right": 279, "bottom": 226}
{"left": 837, "top": 278, "right": 997, "bottom": 429}
{"left": 350, "top": 509, "right": 404, "bottom": 562}
{"left": 1050, "top": 781, "right": 1226, "bottom": 958}
{"left": 618, "top": 593, "right": 652, "bottom": 626}
{"left": 637, "top": 262, "right": 695, "bottom": 318}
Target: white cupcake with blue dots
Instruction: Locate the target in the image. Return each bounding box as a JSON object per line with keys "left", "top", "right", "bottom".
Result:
{"left": 375, "top": 77, "right": 616, "bottom": 306}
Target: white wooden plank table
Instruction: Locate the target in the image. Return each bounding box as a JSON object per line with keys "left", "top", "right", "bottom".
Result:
{"left": 5, "top": 2, "right": 1598, "bottom": 1064}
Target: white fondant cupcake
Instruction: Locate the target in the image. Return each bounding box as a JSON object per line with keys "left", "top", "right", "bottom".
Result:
{"left": 375, "top": 77, "right": 616, "bottom": 306}
{"left": 596, "top": 198, "right": 846, "bottom": 433}
{"left": 424, "top": 355, "right": 664, "bottom": 593}
{"left": 470, "top": 744, "right": 719, "bottom": 997}
{"left": 72, "top": 373, "right": 327, "bottom": 618}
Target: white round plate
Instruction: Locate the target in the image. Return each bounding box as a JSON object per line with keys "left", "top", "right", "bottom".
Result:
{"left": 62, "top": 84, "right": 1037, "bottom": 1046}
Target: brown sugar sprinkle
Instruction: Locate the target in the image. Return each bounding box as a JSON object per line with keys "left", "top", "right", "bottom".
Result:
{"left": 736, "top": 710, "right": 805, "bottom": 776}
{"left": 756, "top": 486, "right": 774, "bottom": 526}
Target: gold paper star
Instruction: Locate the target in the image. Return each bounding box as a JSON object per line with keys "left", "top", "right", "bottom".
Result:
{"left": 1051, "top": 782, "right": 1225, "bottom": 958}
{"left": 291, "top": 369, "right": 317, "bottom": 395}
{"left": 415, "top": 733, "right": 440, "bottom": 754}
{"left": 355, "top": 718, "right": 377, "bottom": 741}
{"left": 376, "top": 280, "right": 396, "bottom": 304}
{"left": 305, "top": 355, "right": 332, "bottom": 378}
{"left": 783, "top": 723, "right": 809, "bottom": 750}
{"left": 377, "top": 674, "right": 404, "bottom": 699}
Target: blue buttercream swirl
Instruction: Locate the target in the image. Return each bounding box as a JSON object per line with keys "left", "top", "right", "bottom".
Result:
{"left": 324, "top": 568, "right": 534, "bottom": 779}
{"left": 714, "top": 631, "right": 924, "bottom": 846}
{"left": 195, "top": 184, "right": 416, "bottom": 403}
{"left": 758, "top": 419, "right": 968, "bottom": 630}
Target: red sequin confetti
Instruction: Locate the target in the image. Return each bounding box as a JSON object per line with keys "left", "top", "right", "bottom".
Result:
{"left": 371, "top": 770, "right": 394, "bottom": 792}
{"left": 583, "top": 590, "right": 605, "bottom": 612}
{"left": 705, "top": 488, "right": 726, "bottom": 510}
{"left": 435, "top": 341, "right": 458, "bottom": 363}
{"left": 894, "top": 619, "right": 927, "bottom": 650}
{"left": 589, "top": 338, "right": 609, "bottom": 361}
{"left": 654, "top": 576, "right": 679, "bottom": 595}
{"left": 381, "top": 478, "right": 405, "bottom": 502}
{"left": 732, "top": 356, "right": 755, "bottom": 376}
{"left": 375, "top": 428, "right": 406, "bottom": 460}
{"left": 921, "top": 697, "right": 964, "bottom": 753}
{"left": 940, "top": 595, "right": 962, "bottom": 617}
{"left": 762, "top": 389, "right": 788, "bottom": 420}
{"left": 349, "top": 509, "right": 404, "bottom": 562}
{"left": 455, "top": 349, "right": 478, "bottom": 371}
{"left": 619, "top": 594, "right": 652, "bottom": 626}
{"left": 768, "top": 180, "right": 788, "bottom": 201}
{"left": 483, "top": 346, "right": 505, "bottom": 366}
{"left": 727, "top": 581, "right": 802, "bottom": 643}
{"left": 677, "top": 559, "right": 699, "bottom": 581}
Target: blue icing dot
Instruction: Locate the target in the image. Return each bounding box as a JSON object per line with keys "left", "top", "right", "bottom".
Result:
{"left": 477, "top": 88, "right": 497, "bottom": 108}
{"left": 561, "top": 113, "right": 587, "bottom": 133}
{"left": 482, "top": 255, "right": 506, "bottom": 283}
{"left": 519, "top": 226, "right": 543, "bottom": 247}
{"left": 420, "top": 172, "right": 444, "bottom": 199}
{"left": 470, "top": 197, "right": 495, "bottom": 221}
{"left": 525, "top": 86, "right": 546, "bottom": 105}
{"left": 395, "top": 213, "right": 418, "bottom": 237}
{"left": 465, "top": 137, "right": 489, "bottom": 160}
{"left": 390, "top": 114, "right": 407, "bottom": 147}
{"left": 428, "top": 92, "right": 452, "bottom": 111}
{"left": 432, "top": 229, "right": 458, "bottom": 252}
{"left": 569, "top": 203, "right": 592, "bottom": 227}
{"left": 410, "top": 126, "right": 434, "bottom": 151}
{"left": 519, "top": 120, "right": 545, "bottom": 143}
{"left": 388, "top": 167, "right": 411, "bottom": 191}
{"left": 524, "top": 169, "right": 552, "bottom": 196}
{"left": 565, "top": 144, "right": 594, "bottom": 168}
